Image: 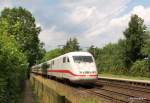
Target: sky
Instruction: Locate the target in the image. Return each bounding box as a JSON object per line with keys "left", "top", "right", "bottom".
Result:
{"left": 1, "top": 0, "right": 150, "bottom": 50}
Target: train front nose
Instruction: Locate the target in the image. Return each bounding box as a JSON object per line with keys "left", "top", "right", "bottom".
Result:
{"left": 74, "top": 63, "right": 98, "bottom": 83}
{"left": 72, "top": 73, "right": 98, "bottom": 84}
{"left": 77, "top": 63, "right": 97, "bottom": 76}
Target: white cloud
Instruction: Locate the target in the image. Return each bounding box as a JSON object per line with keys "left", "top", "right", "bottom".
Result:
{"left": 36, "top": 0, "right": 132, "bottom": 50}
{"left": 80, "top": 5, "right": 150, "bottom": 48}
{"left": 131, "top": 5, "right": 150, "bottom": 26}
{"left": 0, "top": 1, "right": 12, "bottom": 11}
{"left": 109, "top": 5, "right": 150, "bottom": 29}
{"left": 39, "top": 26, "right": 69, "bottom": 50}
{"left": 70, "top": 6, "right": 99, "bottom": 24}
{"left": 1, "top": 1, "right": 150, "bottom": 50}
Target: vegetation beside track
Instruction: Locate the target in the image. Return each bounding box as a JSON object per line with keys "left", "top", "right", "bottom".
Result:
{"left": 89, "top": 15, "right": 150, "bottom": 78}
{"left": 0, "top": 7, "right": 45, "bottom": 103}
{"left": 0, "top": 25, "right": 28, "bottom": 103}
{"left": 0, "top": 5, "right": 149, "bottom": 103}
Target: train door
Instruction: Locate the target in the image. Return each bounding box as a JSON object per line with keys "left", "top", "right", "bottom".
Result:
{"left": 62, "top": 56, "right": 71, "bottom": 79}
{"left": 48, "top": 62, "right": 52, "bottom": 76}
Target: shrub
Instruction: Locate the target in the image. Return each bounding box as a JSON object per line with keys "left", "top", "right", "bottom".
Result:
{"left": 130, "top": 60, "right": 149, "bottom": 77}
{"left": 0, "top": 34, "right": 28, "bottom": 103}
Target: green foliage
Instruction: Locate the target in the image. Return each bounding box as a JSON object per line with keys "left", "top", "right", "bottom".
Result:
{"left": 41, "top": 38, "right": 80, "bottom": 63}
{"left": 0, "top": 7, "right": 46, "bottom": 103}
{"left": 40, "top": 38, "right": 80, "bottom": 64}
{"left": 41, "top": 48, "right": 62, "bottom": 62}
{"left": 130, "top": 60, "right": 149, "bottom": 77}
{"left": 0, "top": 31, "right": 28, "bottom": 103}
{"left": 0, "top": 7, "right": 45, "bottom": 66}
{"left": 123, "top": 14, "right": 147, "bottom": 68}
{"left": 88, "top": 45, "right": 100, "bottom": 59}
{"left": 62, "top": 38, "right": 80, "bottom": 54}
{"left": 142, "top": 31, "right": 150, "bottom": 56}
{"left": 96, "top": 42, "right": 125, "bottom": 74}
{"left": 94, "top": 14, "right": 150, "bottom": 78}
{"left": 142, "top": 42, "right": 150, "bottom": 56}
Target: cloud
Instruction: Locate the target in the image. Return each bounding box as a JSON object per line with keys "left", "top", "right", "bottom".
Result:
{"left": 37, "top": 0, "right": 132, "bottom": 50}
{"left": 1, "top": 1, "right": 150, "bottom": 50}
{"left": 70, "top": 6, "right": 99, "bottom": 24}
{"left": 109, "top": 5, "right": 150, "bottom": 29}
{"left": 0, "top": 1, "right": 12, "bottom": 11}
{"left": 72, "top": 5, "right": 150, "bottom": 49}
{"left": 39, "top": 26, "right": 69, "bottom": 51}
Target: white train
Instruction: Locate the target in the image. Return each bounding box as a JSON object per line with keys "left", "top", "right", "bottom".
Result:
{"left": 32, "top": 51, "right": 98, "bottom": 84}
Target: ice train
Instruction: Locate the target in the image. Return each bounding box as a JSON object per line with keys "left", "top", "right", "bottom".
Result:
{"left": 31, "top": 51, "right": 98, "bottom": 84}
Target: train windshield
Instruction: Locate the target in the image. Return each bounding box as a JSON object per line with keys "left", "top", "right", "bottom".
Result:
{"left": 73, "top": 56, "right": 93, "bottom": 63}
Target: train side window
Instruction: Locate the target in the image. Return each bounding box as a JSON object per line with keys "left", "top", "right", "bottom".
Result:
{"left": 63, "top": 57, "right": 66, "bottom": 63}
{"left": 67, "top": 58, "right": 70, "bottom": 62}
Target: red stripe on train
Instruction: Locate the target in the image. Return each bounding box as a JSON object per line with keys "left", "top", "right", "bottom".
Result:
{"left": 47, "top": 70, "right": 97, "bottom": 77}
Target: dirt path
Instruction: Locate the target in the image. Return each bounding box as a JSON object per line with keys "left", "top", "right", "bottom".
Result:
{"left": 23, "top": 80, "right": 34, "bottom": 103}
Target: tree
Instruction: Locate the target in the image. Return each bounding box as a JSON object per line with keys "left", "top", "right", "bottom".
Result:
{"left": 62, "top": 38, "right": 80, "bottom": 54}
{"left": 41, "top": 48, "right": 62, "bottom": 62}
{"left": 142, "top": 32, "right": 150, "bottom": 73}
{"left": 123, "top": 14, "right": 147, "bottom": 68}
{"left": 96, "top": 43, "right": 125, "bottom": 74}
{"left": 142, "top": 31, "right": 150, "bottom": 56}
{"left": 0, "top": 7, "right": 45, "bottom": 66}
{"left": 88, "top": 45, "right": 99, "bottom": 59}
{"left": 0, "top": 20, "right": 28, "bottom": 103}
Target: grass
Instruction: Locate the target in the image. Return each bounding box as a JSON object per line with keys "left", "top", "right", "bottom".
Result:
{"left": 99, "top": 73, "right": 150, "bottom": 81}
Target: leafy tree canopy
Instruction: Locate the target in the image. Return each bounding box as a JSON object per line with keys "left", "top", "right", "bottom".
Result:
{"left": 0, "top": 7, "right": 45, "bottom": 66}
{"left": 88, "top": 45, "right": 100, "bottom": 59}
{"left": 0, "top": 19, "right": 28, "bottom": 103}
{"left": 62, "top": 38, "right": 80, "bottom": 54}
{"left": 123, "top": 14, "right": 147, "bottom": 68}
{"left": 41, "top": 48, "right": 62, "bottom": 62}
{"left": 142, "top": 31, "right": 150, "bottom": 56}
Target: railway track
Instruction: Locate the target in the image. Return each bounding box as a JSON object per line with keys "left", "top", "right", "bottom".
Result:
{"left": 83, "top": 87, "right": 150, "bottom": 103}
{"left": 33, "top": 74, "right": 150, "bottom": 103}
{"left": 87, "top": 77, "right": 150, "bottom": 103}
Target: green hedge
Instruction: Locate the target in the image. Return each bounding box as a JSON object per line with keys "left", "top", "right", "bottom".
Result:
{"left": 130, "top": 60, "right": 149, "bottom": 77}
{"left": 0, "top": 34, "right": 28, "bottom": 103}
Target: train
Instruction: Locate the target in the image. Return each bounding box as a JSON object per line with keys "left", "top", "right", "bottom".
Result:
{"left": 31, "top": 51, "right": 98, "bottom": 84}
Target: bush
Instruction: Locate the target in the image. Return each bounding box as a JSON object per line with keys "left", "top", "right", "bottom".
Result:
{"left": 97, "top": 43, "right": 126, "bottom": 75}
{"left": 0, "top": 34, "right": 28, "bottom": 103}
{"left": 130, "top": 60, "right": 149, "bottom": 77}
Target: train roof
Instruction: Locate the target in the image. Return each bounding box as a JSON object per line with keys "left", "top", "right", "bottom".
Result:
{"left": 47, "top": 51, "right": 92, "bottom": 62}
{"left": 33, "top": 51, "right": 93, "bottom": 67}
{"left": 66, "top": 51, "right": 92, "bottom": 56}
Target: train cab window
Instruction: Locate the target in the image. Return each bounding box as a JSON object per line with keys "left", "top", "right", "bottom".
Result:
{"left": 73, "top": 56, "right": 93, "bottom": 63}
{"left": 63, "top": 57, "right": 66, "bottom": 63}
